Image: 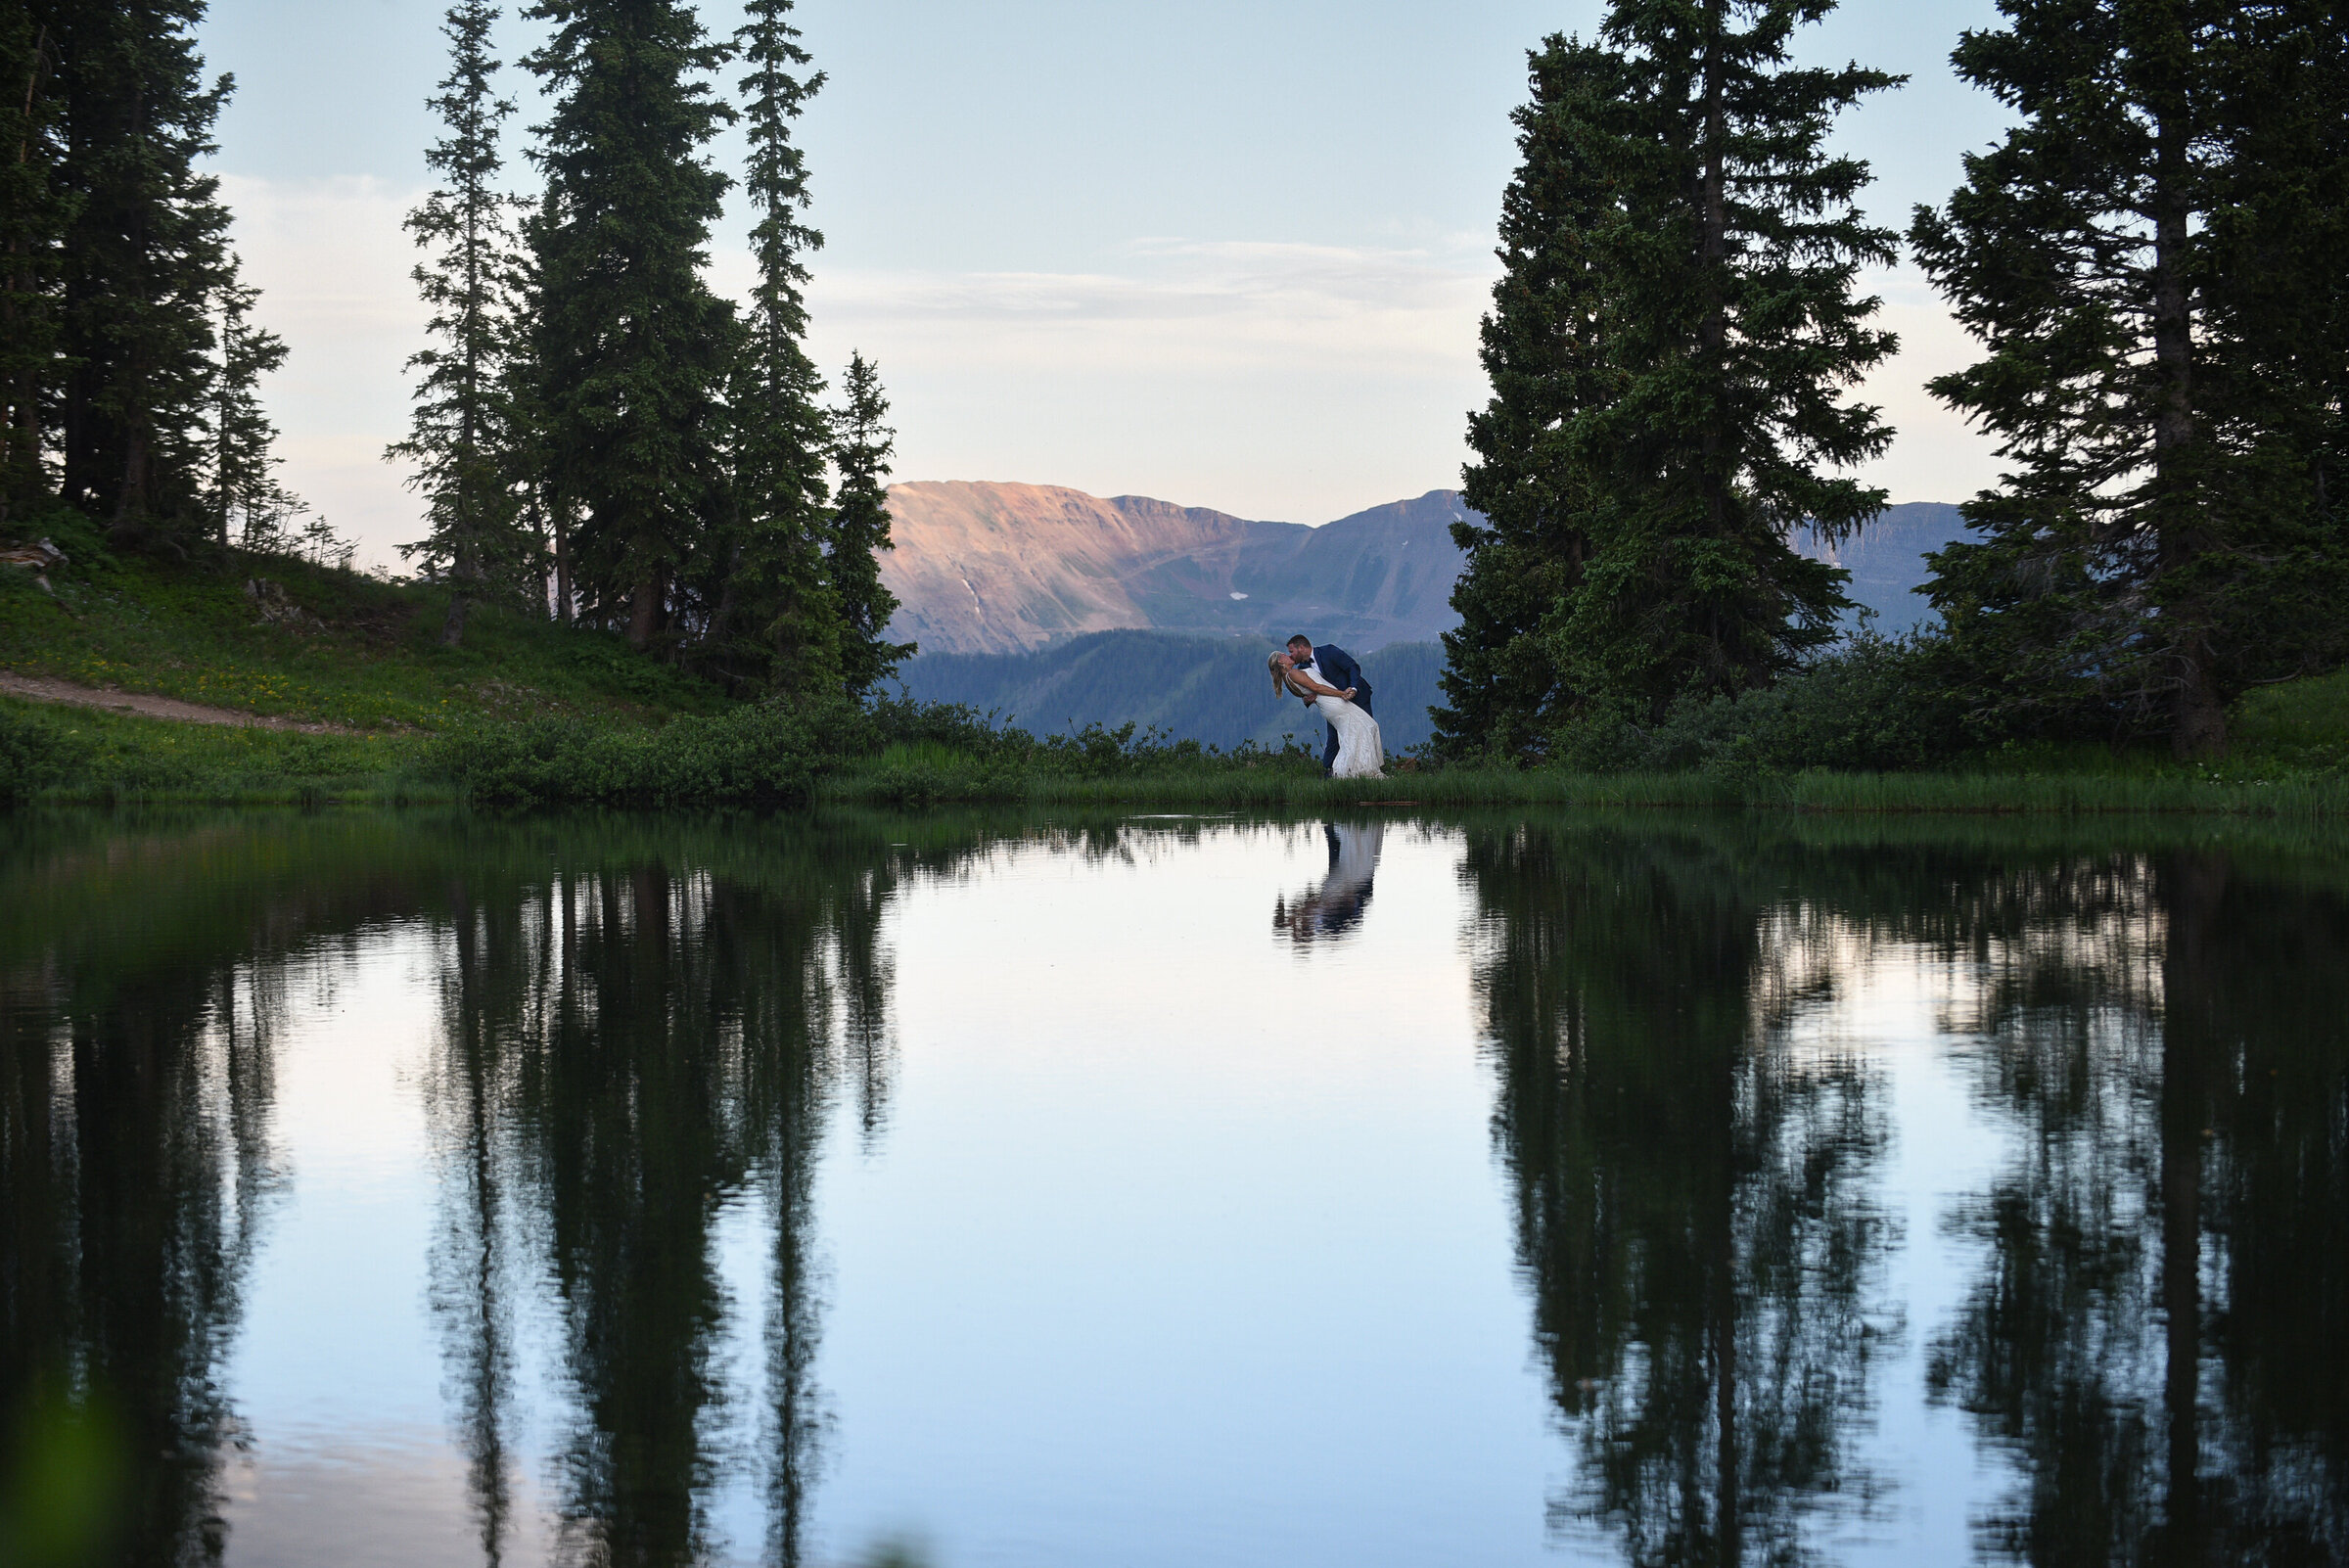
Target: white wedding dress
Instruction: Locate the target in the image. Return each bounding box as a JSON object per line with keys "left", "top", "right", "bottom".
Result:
{"left": 1313, "top": 693, "right": 1385, "bottom": 779}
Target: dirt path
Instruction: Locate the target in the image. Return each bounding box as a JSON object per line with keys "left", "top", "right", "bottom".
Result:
{"left": 0, "top": 670, "right": 366, "bottom": 735}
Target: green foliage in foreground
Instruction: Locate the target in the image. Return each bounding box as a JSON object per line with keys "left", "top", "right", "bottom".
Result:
{"left": 8, "top": 668, "right": 2349, "bottom": 816}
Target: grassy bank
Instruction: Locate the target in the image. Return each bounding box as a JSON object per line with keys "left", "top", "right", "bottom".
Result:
{"left": 0, "top": 524, "right": 726, "bottom": 730}
{"left": 12, "top": 692, "right": 2347, "bottom": 815}
{"left": 1, "top": 696, "right": 442, "bottom": 805}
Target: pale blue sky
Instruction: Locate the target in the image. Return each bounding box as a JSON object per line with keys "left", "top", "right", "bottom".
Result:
{"left": 196, "top": 0, "right": 2010, "bottom": 566}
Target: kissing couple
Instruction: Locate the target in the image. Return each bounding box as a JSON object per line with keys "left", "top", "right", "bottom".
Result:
{"left": 1268, "top": 634, "right": 1384, "bottom": 779}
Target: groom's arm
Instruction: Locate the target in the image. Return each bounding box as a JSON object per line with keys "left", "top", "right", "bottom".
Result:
{"left": 1324, "top": 647, "right": 1369, "bottom": 696}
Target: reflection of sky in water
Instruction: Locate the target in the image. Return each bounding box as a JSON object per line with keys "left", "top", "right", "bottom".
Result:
{"left": 14, "top": 819, "right": 2333, "bottom": 1567}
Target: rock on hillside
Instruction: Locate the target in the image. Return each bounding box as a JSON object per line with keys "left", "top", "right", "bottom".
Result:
{"left": 879, "top": 482, "right": 1473, "bottom": 656}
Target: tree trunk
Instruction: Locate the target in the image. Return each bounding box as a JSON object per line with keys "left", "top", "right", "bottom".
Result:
{"left": 2147, "top": 33, "right": 2223, "bottom": 759}
{"left": 441, "top": 587, "right": 472, "bottom": 647}
{"left": 553, "top": 504, "right": 573, "bottom": 625}
{"left": 1696, "top": 0, "right": 1735, "bottom": 702}
{"left": 628, "top": 567, "right": 664, "bottom": 649}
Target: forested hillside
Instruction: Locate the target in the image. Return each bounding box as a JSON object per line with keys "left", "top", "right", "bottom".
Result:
{"left": 895, "top": 632, "right": 1447, "bottom": 753}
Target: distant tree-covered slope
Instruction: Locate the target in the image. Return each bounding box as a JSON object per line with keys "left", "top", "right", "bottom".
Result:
{"left": 894, "top": 631, "right": 1447, "bottom": 753}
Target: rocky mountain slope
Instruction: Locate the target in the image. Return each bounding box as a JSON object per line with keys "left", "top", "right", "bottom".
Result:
{"left": 880, "top": 484, "right": 1971, "bottom": 658}
{"left": 1791, "top": 502, "right": 1968, "bottom": 635}
{"left": 879, "top": 483, "right": 1473, "bottom": 656}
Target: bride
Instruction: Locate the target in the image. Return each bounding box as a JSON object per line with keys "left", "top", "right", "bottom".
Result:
{"left": 1269, "top": 651, "right": 1384, "bottom": 779}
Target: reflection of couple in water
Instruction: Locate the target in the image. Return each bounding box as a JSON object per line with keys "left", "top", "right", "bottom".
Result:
{"left": 1272, "top": 822, "right": 1385, "bottom": 945}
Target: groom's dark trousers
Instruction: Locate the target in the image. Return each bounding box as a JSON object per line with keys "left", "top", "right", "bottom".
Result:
{"left": 1310, "top": 643, "right": 1372, "bottom": 776}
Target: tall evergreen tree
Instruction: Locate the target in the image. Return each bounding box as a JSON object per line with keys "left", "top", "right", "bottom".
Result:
{"left": 207, "top": 266, "right": 300, "bottom": 550}
{"left": 1439, "top": 2, "right": 1899, "bottom": 755}
{"left": 1434, "top": 38, "right": 1620, "bottom": 758}
{"left": 391, "top": 0, "right": 529, "bottom": 647}
{"left": 828, "top": 351, "right": 911, "bottom": 700}
{"left": 708, "top": 0, "right": 840, "bottom": 695}
{"left": 1, "top": 10, "right": 67, "bottom": 523}
{"left": 1912, "top": 0, "right": 2349, "bottom": 758}
{"left": 44, "top": 0, "right": 242, "bottom": 540}
{"left": 524, "top": 0, "right": 737, "bottom": 651}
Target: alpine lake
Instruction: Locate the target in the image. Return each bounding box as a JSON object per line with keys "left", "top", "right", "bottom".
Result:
{"left": 5, "top": 807, "right": 2346, "bottom": 1568}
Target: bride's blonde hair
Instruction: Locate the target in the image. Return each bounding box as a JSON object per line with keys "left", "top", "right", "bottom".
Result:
{"left": 1267, "top": 651, "right": 1291, "bottom": 697}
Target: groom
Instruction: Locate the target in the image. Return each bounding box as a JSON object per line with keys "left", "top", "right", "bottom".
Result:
{"left": 1284, "top": 633, "right": 1373, "bottom": 777}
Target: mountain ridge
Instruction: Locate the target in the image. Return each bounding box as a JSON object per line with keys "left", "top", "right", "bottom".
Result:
{"left": 880, "top": 482, "right": 1972, "bottom": 659}
{"left": 879, "top": 481, "right": 1474, "bottom": 657}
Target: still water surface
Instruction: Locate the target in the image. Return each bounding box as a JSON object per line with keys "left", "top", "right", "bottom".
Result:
{"left": 4, "top": 810, "right": 2346, "bottom": 1567}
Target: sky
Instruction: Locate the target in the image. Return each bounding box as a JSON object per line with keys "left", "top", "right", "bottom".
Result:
{"left": 196, "top": 0, "right": 2015, "bottom": 571}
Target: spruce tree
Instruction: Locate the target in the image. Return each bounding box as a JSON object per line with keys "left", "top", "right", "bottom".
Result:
{"left": 392, "top": 0, "right": 529, "bottom": 646}
{"left": 45, "top": 0, "right": 242, "bottom": 539}
{"left": 1439, "top": 2, "right": 1899, "bottom": 752}
{"left": 1434, "top": 36, "right": 1622, "bottom": 759}
{"left": 524, "top": 0, "right": 737, "bottom": 650}
{"left": 828, "top": 351, "right": 911, "bottom": 700}
{"left": 1568, "top": 0, "right": 1895, "bottom": 720}
{"left": 1, "top": 11, "right": 67, "bottom": 523}
{"left": 709, "top": 0, "right": 840, "bottom": 695}
{"left": 1912, "top": 0, "right": 2349, "bottom": 757}
{"left": 207, "top": 267, "right": 300, "bottom": 551}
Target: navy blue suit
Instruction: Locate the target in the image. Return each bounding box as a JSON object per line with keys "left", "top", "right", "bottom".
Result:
{"left": 1300, "top": 643, "right": 1372, "bottom": 775}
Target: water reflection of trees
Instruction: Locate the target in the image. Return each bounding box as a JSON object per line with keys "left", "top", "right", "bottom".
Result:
{"left": 1927, "top": 849, "right": 2349, "bottom": 1564}
{"left": 0, "top": 819, "right": 404, "bottom": 1565}
{"left": 0, "top": 812, "right": 972, "bottom": 1567}
{"left": 416, "top": 822, "right": 934, "bottom": 1567}
{"left": 1462, "top": 818, "right": 2349, "bottom": 1566}
{"left": 1461, "top": 822, "right": 1899, "bottom": 1566}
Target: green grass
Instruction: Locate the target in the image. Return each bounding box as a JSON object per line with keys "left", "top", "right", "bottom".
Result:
{"left": 12, "top": 678, "right": 2349, "bottom": 813}
{"left": 1, "top": 696, "right": 441, "bottom": 805}
{"left": 0, "top": 522, "right": 728, "bottom": 731}
{"left": 2233, "top": 667, "right": 2349, "bottom": 770}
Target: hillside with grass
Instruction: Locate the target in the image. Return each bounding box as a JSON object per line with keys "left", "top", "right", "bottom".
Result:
{"left": 0, "top": 514, "right": 729, "bottom": 732}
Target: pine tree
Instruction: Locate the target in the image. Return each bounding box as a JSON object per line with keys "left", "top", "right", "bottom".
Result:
{"left": 708, "top": 0, "right": 840, "bottom": 695}
{"left": 1563, "top": 0, "right": 1895, "bottom": 722}
{"left": 207, "top": 267, "right": 301, "bottom": 551}
{"left": 828, "top": 351, "right": 910, "bottom": 699}
{"left": 391, "top": 0, "right": 529, "bottom": 647}
{"left": 524, "top": 0, "right": 737, "bottom": 651}
{"left": 45, "top": 0, "right": 242, "bottom": 540}
{"left": 1912, "top": 0, "right": 2349, "bottom": 758}
{"left": 1433, "top": 36, "right": 1622, "bottom": 759}
{"left": 1, "top": 11, "right": 68, "bottom": 523}
{"left": 1438, "top": 2, "right": 1899, "bottom": 752}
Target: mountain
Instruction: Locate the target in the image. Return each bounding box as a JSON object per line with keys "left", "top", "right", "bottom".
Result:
{"left": 878, "top": 482, "right": 1474, "bottom": 656}
{"left": 1791, "top": 501, "right": 1969, "bottom": 635}
{"left": 895, "top": 631, "right": 1451, "bottom": 755}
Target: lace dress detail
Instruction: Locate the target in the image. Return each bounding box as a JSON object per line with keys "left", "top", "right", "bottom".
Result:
{"left": 1313, "top": 693, "right": 1384, "bottom": 778}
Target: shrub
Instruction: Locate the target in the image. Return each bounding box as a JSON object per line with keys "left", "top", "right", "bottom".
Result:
{"left": 434, "top": 702, "right": 831, "bottom": 807}
{"left": 1556, "top": 632, "right": 1970, "bottom": 774}
{"left": 0, "top": 703, "right": 90, "bottom": 803}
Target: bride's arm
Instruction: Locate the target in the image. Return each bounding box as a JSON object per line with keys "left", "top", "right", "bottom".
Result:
{"left": 1286, "top": 669, "right": 1350, "bottom": 699}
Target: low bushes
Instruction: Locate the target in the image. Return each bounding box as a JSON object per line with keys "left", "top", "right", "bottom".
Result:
{"left": 434, "top": 704, "right": 838, "bottom": 807}
{"left": 1555, "top": 633, "right": 1974, "bottom": 775}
